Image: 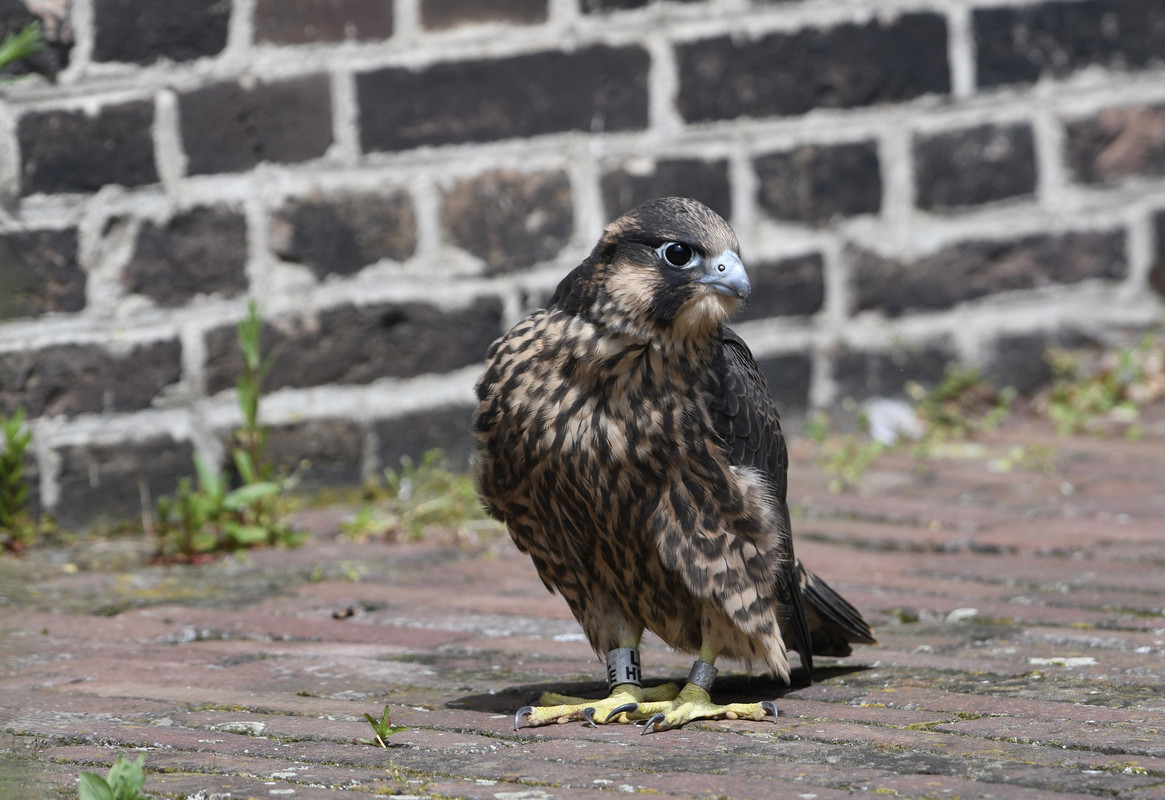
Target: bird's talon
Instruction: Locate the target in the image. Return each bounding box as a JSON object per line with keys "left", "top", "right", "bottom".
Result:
{"left": 640, "top": 712, "right": 666, "bottom": 734}
{"left": 514, "top": 705, "right": 534, "bottom": 731}
{"left": 761, "top": 700, "right": 778, "bottom": 720}
{"left": 582, "top": 707, "right": 598, "bottom": 727}
{"left": 604, "top": 701, "right": 639, "bottom": 723}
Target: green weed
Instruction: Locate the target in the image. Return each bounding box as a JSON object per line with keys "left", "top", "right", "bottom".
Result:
{"left": 154, "top": 453, "right": 303, "bottom": 560}
{"left": 0, "top": 20, "right": 44, "bottom": 74}
{"left": 906, "top": 364, "right": 1015, "bottom": 441}
{"left": 1, "top": 408, "right": 32, "bottom": 538}
{"left": 233, "top": 299, "right": 274, "bottom": 483}
{"left": 811, "top": 422, "right": 887, "bottom": 494}
{"left": 1043, "top": 331, "right": 1163, "bottom": 438}
{"left": 346, "top": 449, "right": 501, "bottom": 544}
{"left": 359, "top": 705, "right": 408, "bottom": 748}
{"left": 0, "top": 407, "right": 47, "bottom": 552}
{"left": 814, "top": 365, "right": 1012, "bottom": 492}
{"left": 77, "top": 754, "right": 147, "bottom": 800}
{"left": 810, "top": 331, "right": 1163, "bottom": 491}
{"left": 152, "top": 301, "right": 304, "bottom": 561}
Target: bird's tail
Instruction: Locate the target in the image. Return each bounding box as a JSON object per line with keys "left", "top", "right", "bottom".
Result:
{"left": 797, "top": 561, "right": 877, "bottom": 658}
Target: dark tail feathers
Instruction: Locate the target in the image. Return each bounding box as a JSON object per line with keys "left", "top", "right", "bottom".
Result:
{"left": 797, "top": 561, "right": 877, "bottom": 658}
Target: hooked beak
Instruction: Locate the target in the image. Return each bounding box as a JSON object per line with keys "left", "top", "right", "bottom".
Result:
{"left": 696, "top": 249, "right": 750, "bottom": 301}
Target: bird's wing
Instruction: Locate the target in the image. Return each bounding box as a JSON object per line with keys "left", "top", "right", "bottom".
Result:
{"left": 704, "top": 327, "right": 816, "bottom": 679}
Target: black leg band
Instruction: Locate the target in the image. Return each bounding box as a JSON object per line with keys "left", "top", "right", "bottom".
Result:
{"left": 687, "top": 660, "right": 718, "bottom": 692}
{"left": 606, "top": 647, "right": 642, "bottom": 689}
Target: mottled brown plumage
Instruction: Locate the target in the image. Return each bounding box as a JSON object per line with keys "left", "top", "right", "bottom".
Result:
{"left": 473, "top": 197, "right": 873, "bottom": 730}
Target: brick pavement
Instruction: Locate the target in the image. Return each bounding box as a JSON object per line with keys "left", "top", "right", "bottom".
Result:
{"left": 1, "top": 415, "right": 1163, "bottom": 799}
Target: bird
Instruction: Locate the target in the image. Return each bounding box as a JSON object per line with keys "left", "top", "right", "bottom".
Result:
{"left": 472, "top": 197, "right": 875, "bottom": 733}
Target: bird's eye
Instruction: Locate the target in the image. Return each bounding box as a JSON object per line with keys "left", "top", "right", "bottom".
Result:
{"left": 659, "top": 242, "right": 695, "bottom": 268}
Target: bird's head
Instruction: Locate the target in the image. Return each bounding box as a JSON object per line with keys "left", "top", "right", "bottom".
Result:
{"left": 554, "top": 197, "right": 750, "bottom": 351}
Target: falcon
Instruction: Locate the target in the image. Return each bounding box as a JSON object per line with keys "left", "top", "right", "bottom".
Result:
{"left": 473, "top": 197, "right": 874, "bottom": 732}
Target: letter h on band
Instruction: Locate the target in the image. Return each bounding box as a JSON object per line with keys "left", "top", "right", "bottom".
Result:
{"left": 606, "top": 647, "right": 642, "bottom": 689}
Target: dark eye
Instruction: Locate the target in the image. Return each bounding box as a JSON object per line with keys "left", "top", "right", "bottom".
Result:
{"left": 660, "top": 242, "right": 695, "bottom": 268}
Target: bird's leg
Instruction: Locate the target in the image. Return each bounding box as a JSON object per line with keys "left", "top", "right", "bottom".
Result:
{"left": 614, "top": 646, "right": 778, "bottom": 734}
{"left": 514, "top": 640, "right": 679, "bottom": 729}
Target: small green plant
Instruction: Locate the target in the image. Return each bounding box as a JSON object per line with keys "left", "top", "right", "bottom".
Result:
{"left": 154, "top": 453, "right": 301, "bottom": 559}
{"left": 1, "top": 407, "right": 39, "bottom": 551}
{"left": 233, "top": 300, "right": 274, "bottom": 483}
{"left": 153, "top": 301, "right": 304, "bottom": 560}
{"left": 811, "top": 365, "right": 1013, "bottom": 492}
{"left": 345, "top": 449, "right": 500, "bottom": 544}
{"left": 360, "top": 705, "right": 408, "bottom": 748}
{"left": 816, "top": 430, "right": 887, "bottom": 494}
{"left": 906, "top": 364, "right": 1015, "bottom": 441}
{"left": 77, "top": 753, "right": 147, "bottom": 800}
{"left": 384, "top": 761, "right": 433, "bottom": 794}
{"left": 0, "top": 20, "right": 44, "bottom": 74}
{"left": 341, "top": 505, "right": 396, "bottom": 541}
{"left": 1043, "top": 332, "right": 1163, "bottom": 437}
{"left": 806, "top": 410, "right": 878, "bottom": 493}
{"left": 803, "top": 410, "right": 832, "bottom": 445}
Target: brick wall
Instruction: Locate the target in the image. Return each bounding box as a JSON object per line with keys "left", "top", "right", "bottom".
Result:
{"left": 1, "top": 0, "right": 1163, "bottom": 529}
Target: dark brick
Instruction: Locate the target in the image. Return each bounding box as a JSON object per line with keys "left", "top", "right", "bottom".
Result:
{"left": 985, "top": 328, "right": 1106, "bottom": 396}
{"left": 580, "top": 0, "right": 702, "bottom": 10}
{"left": 0, "top": 4, "right": 72, "bottom": 78}
{"left": 54, "top": 436, "right": 194, "bottom": 531}
{"left": 441, "top": 170, "right": 572, "bottom": 275}
{"left": 357, "top": 45, "right": 648, "bottom": 152}
{"left": 581, "top": 0, "right": 648, "bottom": 10}
{"left": 736, "top": 254, "right": 824, "bottom": 322}
{"left": 852, "top": 231, "right": 1127, "bottom": 317}
{"left": 0, "top": 340, "right": 182, "bottom": 419}
{"left": 914, "top": 124, "right": 1037, "bottom": 211}
{"left": 204, "top": 298, "right": 504, "bottom": 394}
{"left": 832, "top": 342, "right": 956, "bottom": 402}
{"left": 0, "top": 229, "right": 84, "bottom": 321}
{"left": 985, "top": 333, "right": 1057, "bottom": 396}
{"left": 421, "top": 0, "right": 546, "bottom": 29}
{"left": 261, "top": 419, "right": 364, "bottom": 488}
{"left": 375, "top": 405, "right": 476, "bottom": 471}
{"left": 122, "top": 207, "right": 248, "bottom": 307}
{"left": 974, "top": 0, "right": 1165, "bottom": 89}
{"left": 254, "top": 0, "right": 393, "bottom": 44}
{"left": 179, "top": 76, "right": 333, "bottom": 175}
{"left": 1152, "top": 210, "right": 1165, "bottom": 299}
{"left": 755, "top": 353, "right": 812, "bottom": 417}
{"left": 93, "top": 0, "right": 228, "bottom": 64}
{"left": 601, "top": 159, "right": 731, "bottom": 221}
{"left": 270, "top": 191, "right": 417, "bottom": 279}
{"left": 18, "top": 100, "right": 158, "bottom": 195}
{"left": 1064, "top": 104, "right": 1165, "bottom": 186}
{"left": 20, "top": 448, "right": 42, "bottom": 521}
{"left": 755, "top": 142, "right": 882, "bottom": 224}
{"left": 677, "top": 14, "right": 949, "bottom": 122}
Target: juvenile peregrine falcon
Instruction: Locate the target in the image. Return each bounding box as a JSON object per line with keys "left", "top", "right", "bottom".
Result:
{"left": 473, "top": 197, "right": 874, "bottom": 732}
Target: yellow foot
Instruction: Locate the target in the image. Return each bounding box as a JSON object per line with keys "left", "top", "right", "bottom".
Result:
{"left": 514, "top": 683, "right": 680, "bottom": 729}
{"left": 622, "top": 683, "right": 778, "bottom": 734}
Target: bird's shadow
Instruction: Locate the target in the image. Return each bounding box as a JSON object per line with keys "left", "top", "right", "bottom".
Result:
{"left": 448, "top": 664, "right": 870, "bottom": 715}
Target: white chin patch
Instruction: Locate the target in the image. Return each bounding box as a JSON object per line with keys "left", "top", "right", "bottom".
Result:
{"left": 676, "top": 293, "right": 732, "bottom": 334}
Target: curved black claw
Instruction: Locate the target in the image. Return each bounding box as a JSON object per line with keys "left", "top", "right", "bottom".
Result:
{"left": 761, "top": 700, "right": 779, "bottom": 720}
{"left": 582, "top": 707, "right": 599, "bottom": 728}
{"left": 604, "top": 702, "right": 639, "bottom": 723}
{"left": 514, "top": 705, "right": 534, "bottom": 731}
{"left": 639, "top": 712, "right": 667, "bottom": 735}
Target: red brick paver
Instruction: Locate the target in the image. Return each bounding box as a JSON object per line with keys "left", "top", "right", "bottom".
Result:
{"left": 2, "top": 417, "right": 1163, "bottom": 799}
